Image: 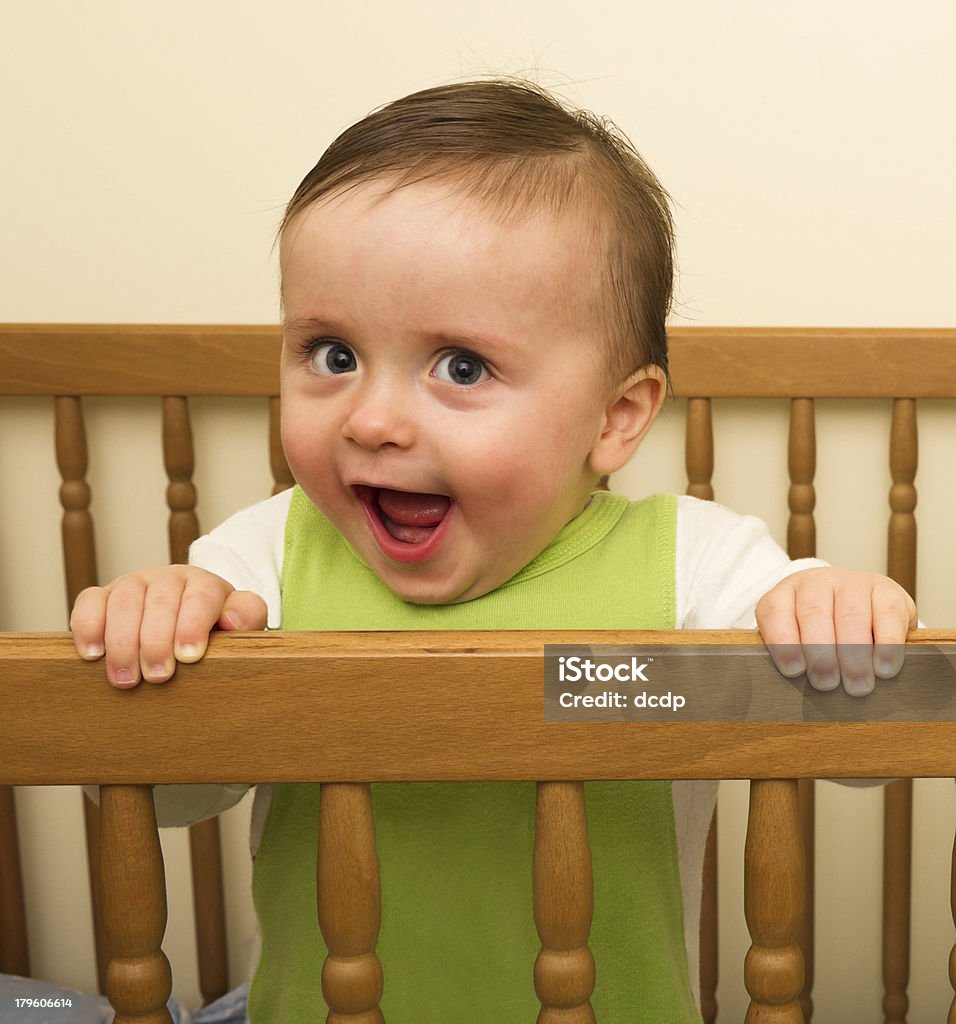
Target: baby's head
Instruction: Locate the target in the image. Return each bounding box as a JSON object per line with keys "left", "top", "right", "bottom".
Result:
{"left": 280, "top": 79, "right": 673, "bottom": 384}
{"left": 278, "top": 80, "right": 674, "bottom": 604}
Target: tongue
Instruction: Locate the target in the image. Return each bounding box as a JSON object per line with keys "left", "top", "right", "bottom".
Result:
{"left": 377, "top": 488, "right": 450, "bottom": 527}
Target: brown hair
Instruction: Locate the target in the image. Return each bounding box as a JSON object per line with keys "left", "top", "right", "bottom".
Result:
{"left": 280, "top": 79, "right": 674, "bottom": 382}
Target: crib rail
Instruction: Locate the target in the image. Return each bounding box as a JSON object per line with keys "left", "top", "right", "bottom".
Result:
{"left": 2, "top": 629, "right": 955, "bottom": 1023}
{"left": 3, "top": 629, "right": 956, "bottom": 783}
{"left": 3, "top": 323, "right": 956, "bottom": 397}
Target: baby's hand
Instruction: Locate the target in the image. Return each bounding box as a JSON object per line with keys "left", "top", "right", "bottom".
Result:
{"left": 70, "top": 566, "right": 267, "bottom": 688}
{"left": 755, "top": 567, "right": 917, "bottom": 696}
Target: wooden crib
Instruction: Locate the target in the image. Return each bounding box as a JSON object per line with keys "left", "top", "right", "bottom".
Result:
{"left": 1, "top": 324, "right": 954, "bottom": 1023}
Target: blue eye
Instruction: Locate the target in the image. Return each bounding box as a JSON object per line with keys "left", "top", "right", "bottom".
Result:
{"left": 434, "top": 350, "right": 489, "bottom": 386}
{"left": 311, "top": 340, "right": 357, "bottom": 375}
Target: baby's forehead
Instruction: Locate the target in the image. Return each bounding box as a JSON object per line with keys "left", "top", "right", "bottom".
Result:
{"left": 284, "top": 164, "right": 608, "bottom": 240}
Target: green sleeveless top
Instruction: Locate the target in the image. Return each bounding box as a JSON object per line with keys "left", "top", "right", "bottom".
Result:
{"left": 247, "top": 487, "right": 701, "bottom": 1024}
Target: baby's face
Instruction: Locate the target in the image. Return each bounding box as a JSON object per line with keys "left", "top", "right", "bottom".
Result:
{"left": 280, "top": 178, "right": 620, "bottom": 604}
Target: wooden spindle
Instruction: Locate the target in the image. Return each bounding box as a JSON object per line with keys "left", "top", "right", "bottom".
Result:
{"left": 948, "top": 812, "right": 956, "bottom": 1024}
{"left": 100, "top": 785, "right": 173, "bottom": 1024}
{"left": 687, "top": 395, "right": 717, "bottom": 1018}
{"left": 533, "top": 781, "right": 596, "bottom": 1024}
{"left": 888, "top": 398, "right": 917, "bottom": 599}
{"left": 797, "top": 781, "right": 815, "bottom": 1023}
{"left": 699, "top": 808, "right": 718, "bottom": 1024}
{"left": 787, "top": 398, "right": 816, "bottom": 559}
{"left": 744, "top": 779, "right": 804, "bottom": 1024}
{"left": 882, "top": 779, "right": 912, "bottom": 1024}
{"left": 884, "top": 398, "right": 916, "bottom": 1024}
{"left": 686, "top": 398, "right": 715, "bottom": 500}
{"left": 161, "top": 396, "right": 230, "bottom": 1003}
{"left": 189, "top": 820, "right": 229, "bottom": 1005}
{"left": 55, "top": 396, "right": 111, "bottom": 990}
{"left": 54, "top": 396, "right": 98, "bottom": 610}
{"left": 317, "top": 782, "right": 385, "bottom": 1023}
{"left": 270, "top": 397, "right": 295, "bottom": 494}
{"left": 787, "top": 396, "right": 817, "bottom": 1022}
{"left": 0, "top": 785, "right": 29, "bottom": 975}
{"left": 162, "top": 397, "right": 199, "bottom": 565}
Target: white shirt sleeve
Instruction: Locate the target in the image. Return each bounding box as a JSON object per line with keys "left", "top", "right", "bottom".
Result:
{"left": 187, "top": 487, "right": 293, "bottom": 629}
{"left": 675, "top": 494, "right": 827, "bottom": 628}
{"left": 141, "top": 490, "right": 293, "bottom": 827}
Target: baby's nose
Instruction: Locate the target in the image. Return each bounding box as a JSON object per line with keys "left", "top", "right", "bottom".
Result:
{"left": 343, "top": 382, "right": 416, "bottom": 450}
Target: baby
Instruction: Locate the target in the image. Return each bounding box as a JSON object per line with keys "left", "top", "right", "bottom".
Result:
{"left": 72, "top": 80, "right": 916, "bottom": 1023}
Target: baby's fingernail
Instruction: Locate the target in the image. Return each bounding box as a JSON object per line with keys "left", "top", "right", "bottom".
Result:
{"left": 809, "top": 670, "right": 839, "bottom": 691}
{"left": 875, "top": 647, "right": 903, "bottom": 678}
{"left": 224, "top": 610, "right": 242, "bottom": 629}
{"left": 83, "top": 643, "right": 105, "bottom": 660}
{"left": 145, "top": 660, "right": 173, "bottom": 682}
{"left": 785, "top": 659, "right": 805, "bottom": 676}
{"left": 113, "top": 668, "right": 138, "bottom": 688}
{"left": 845, "top": 675, "right": 874, "bottom": 697}
{"left": 176, "top": 643, "right": 202, "bottom": 663}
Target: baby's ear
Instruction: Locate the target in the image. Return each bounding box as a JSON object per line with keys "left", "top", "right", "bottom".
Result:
{"left": 588, "top": 366, "right": 666, "bottom": 476}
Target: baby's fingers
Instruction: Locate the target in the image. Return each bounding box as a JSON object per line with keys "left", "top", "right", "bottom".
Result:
{"left": 217, "top": 590, "right": 268, "bottom": 633}
{"left": 872, "top": 579, "right": 918, "bottom": 679}
{"left": 101, "top": 576, "right": 152, "bottom": 688}
{"left": 754, "top": 583, "right": 806, "bottom": 679}
{"left": 169, "top": 571, "right": 239, "bottom": 665}
{"left": 70, "top": 586, "right": 110, "bottom": 661}
{"left": 138, "top": 573, "right": 194, "bottom": 683}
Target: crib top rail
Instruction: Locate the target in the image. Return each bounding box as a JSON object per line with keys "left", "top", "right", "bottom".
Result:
{"left": 2, "top": 324, "right": 956, "bottom": 397}
{"left": 2, "top": 629, "right": 955, "bottom": 785}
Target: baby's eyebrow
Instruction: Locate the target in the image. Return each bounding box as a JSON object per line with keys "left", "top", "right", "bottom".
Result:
{"left": 425, "top": 328, "right": 512, "bottom": 355}
{"left": 283, "top": 316, "right": 341, "bottom": 335}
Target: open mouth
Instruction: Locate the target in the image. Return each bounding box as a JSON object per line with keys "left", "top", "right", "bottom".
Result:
{"left": 353, "top": 485, "right": 454, "bottom": 563}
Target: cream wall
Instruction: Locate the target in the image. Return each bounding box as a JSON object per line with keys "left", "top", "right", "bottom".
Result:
{"left": 1, "top": 0, "right": 954, "bottom": 1020}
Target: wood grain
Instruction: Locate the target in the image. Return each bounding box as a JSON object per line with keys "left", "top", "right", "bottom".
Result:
{"left": 0, "top": 785, "right": 29, "bottom": 975}
{"left": 100, "top": 785, "right": 173, "bottom": 1024}
{"left": 744, "top": 780, "right": 804, "bottom": 1023}
{"left": 1, "top": 631, "right": 954, "bottom": 785}
{"left": 533, "top": 781, "right": 596, "bottom": 1022}
{"left": 4, "top": 325, "right": 956, "bottom": 397}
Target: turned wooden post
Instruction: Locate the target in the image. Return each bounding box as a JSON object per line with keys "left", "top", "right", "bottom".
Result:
{"left": 699, "top": 810, "right": 718, "bottom": 1024}
{"left": 686, "top": 398, "right": 715, "bottom": 501}
{"left": 161, "top": 397, "right": 200, "bottom": 565}
{"left": 100, "top": 785, "right": 173, "bottom": 1024}
{"left": 948, "top": 817, "right": 956, "bottom": 1024}
{"left": 317, "top": 782, "right": 385, "bottom": 1023}
{"left": 54, "top": 395, "right": 98, "bottom": 611}
{"left": 788, "top": 396, "right": 817, "bottom": 1023}
{"left": 533, "top": 781, "right": 596, "bottom": 1024}
{"left": 744, "top": 779, "right": 804, "bottom": 1023}
{"left": 787, "top": 398, "right": 816, "bottom": 559}
{"left": 687, "top": 394, "right": 718, "bottom": 1019}
{"left": 0, "top": 785, "right": 29, "bottom": 975}
{"left": 55, "top": 394, "right": 111, "bottom": 992}
{"left": 882, "top": 779, "right": 912, "bottom": 1024}
{"left": 161, "top": 395, "right": 229, "bottom": 1005}
{"left": 883, "top": 397, "right": 917, "bottom": 1024}
{"left": 888, "top": 397, "right": 917, "bottom": 597}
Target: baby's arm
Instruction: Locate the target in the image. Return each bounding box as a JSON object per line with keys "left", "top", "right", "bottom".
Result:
{"left": 71, "top": 565, "right": 267, "bottom": 687}
{"left": 676, "top": 497, "right": 918, "bottom": 695}
{"left": 756, "top": 567, "right": 917, "bottom": 696}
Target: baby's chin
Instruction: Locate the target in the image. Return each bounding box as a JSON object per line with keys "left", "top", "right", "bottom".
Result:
{"left": 364, "top": 551, "right": 503, "bottom": 606}
{"left": 378, "top": 569, "right": 493, "bottom": 606}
